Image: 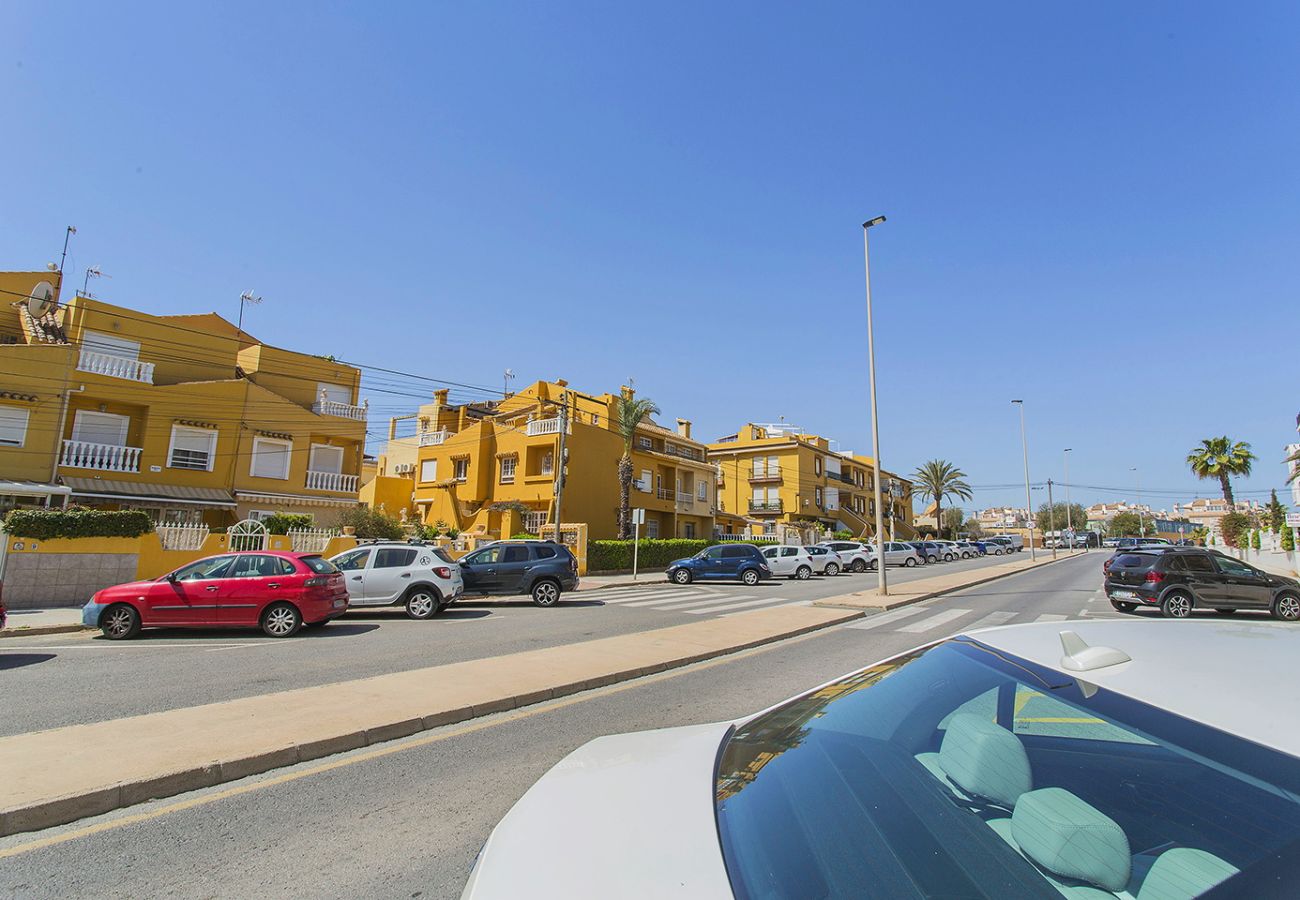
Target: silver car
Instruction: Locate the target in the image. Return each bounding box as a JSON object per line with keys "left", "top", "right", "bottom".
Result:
{"left": 803, "top": 545, "right": 844, "bottom": 576}
{"left": 815, "top": 541, "right": 874, "bottom": 573}
{"left": 865, "top": 541, "right": 922, "bottom": 568}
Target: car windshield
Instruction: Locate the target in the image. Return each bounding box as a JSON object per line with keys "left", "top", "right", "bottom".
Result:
{"left": 715, "top": 639, "right": 1300, "bottom": 899}
{"left": 299, "top": 555, "right": 338, "bottom": 574}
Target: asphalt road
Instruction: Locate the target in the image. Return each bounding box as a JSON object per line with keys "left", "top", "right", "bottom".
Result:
{"left": 0, "top": 548, "right": 1052, "bottom": 737}
{"left": 0, "top": 552, "right": 1117, "bottom": 899}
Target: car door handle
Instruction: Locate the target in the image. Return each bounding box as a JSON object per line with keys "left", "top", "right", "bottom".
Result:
{"left": 351, "top": 575, "right": 363, "bottom": 581}
{"left": 205, "top": 585, "right": 219, "bottom": 592}
{"left": 267, "top": 583, "right": 279, "bottom": 589}
{"left": 400, "top": 572, "right": 411, "bottom": 578}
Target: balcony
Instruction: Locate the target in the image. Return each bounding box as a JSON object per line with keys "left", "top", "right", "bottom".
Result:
{"left": 313, "top": 398, "right": 367, "bottom": 421}
{"left": 677, "top": 490, "right": 694, "bottom": 504}
{"left": 61, "top": 439, "right": 142, "bottom": 473}
{"left": 749, "top": 499, "right": 784, "bottom": 514}
{"left": 748, "top": 466, "right": 782, "bottom": 483}
{"left": 656, "top": 487, "right": 675, "bottom": 501}
{"left": 418, "top": 430, "right": 450, "bottom": 447}
{"left": 77, "top": 350, "right": 155, "bottom": 384}
{"left": 525, "top": 417, "right": 563, "bottom": 436}
{"left": 305, "top": 470, "right": 360, "bottom": 493}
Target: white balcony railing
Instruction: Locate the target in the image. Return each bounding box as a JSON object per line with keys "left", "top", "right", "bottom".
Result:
{"left": 77, "top": 350, "right": 155, "bottom": 384}
{"left": 657, "top": 487, "right": 674, "bottom": 500}
{"left": 313, "top": 398, "right": 368, "bottom": 420}
{"left": 418, "top": 430, "right": 450, "bottom": 446}
{"left": 526, "top": 417, "right": 563, "bottom": 436}
{"left": 677, "top": 490, "right": 694, "bottom": 503}
{"left": 60, "top": 439, "right": 143, "bottom": 473}
{"left": 305, "top": 470, "right": 359, "bottom": 493}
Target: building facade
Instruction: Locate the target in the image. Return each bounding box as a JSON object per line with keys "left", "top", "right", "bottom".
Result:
{"left": 0, "top": 273, "right": 366, "bottom": 525}
{"left": 404, "top": 380, "right": 715, "bottom": 541}
{"left": 707, "top": 423, "right": 914, "bottom": 539}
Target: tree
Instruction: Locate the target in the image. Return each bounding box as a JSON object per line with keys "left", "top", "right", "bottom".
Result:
{"left": 1251, "top": 529, "right": 1262, "bottom": 551}
{"left": 1107, "top": 511, "right": 1150, "bottom": 537}
{"left": 1035, "top": 502, "right": 1088, "bottom": 536}
{"left": 910, "top": 460, "right": 972, "bottom": 544}
{"left": 1263, "top": 489, "right": 1287, "bottom": 533}
{"left": 613, "top": 394, "right": 660, "bottom": 539}
{"left": 941, "top": 507, "right": 966, "bottom": 538}
{"left": 1218, "top": 511, "right": 1252, "bottom": 549}
{"left": 1186, "top": 436, "right": 1256, "bottom": 507}
{"left": 1190, "top": 525, "right": 1209, "bottom": 546}
{"left": 963, "top": 518, "right": 985, "bottom": 538}
{"left": 1284, "top": 523, "right": 1296, "bottom": 552}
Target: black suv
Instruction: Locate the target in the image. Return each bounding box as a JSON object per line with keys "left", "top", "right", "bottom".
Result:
{"left": 1104, "top": 547, "right": 1300, "bottom": 620}
{"left": 458, "top": 540, "right": 580, "bottom": 607}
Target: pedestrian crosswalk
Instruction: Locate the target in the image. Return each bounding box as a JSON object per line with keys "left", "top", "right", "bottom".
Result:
{"left": 845, "top": 605, "right": 1122, "bottom": 636}
{"left": 583, "top": 585, "right": 810, "bottom": 619}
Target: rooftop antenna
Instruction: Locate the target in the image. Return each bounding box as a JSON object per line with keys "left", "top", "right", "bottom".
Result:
{"left": 82, "top": 265, "right": 109, "bottom": 297}
{"left": 503, "top": 368, "right": 515, "bottom": 398}
{"left": 58, "top": 226, "right": 76, "bottom": 279}
{"left": 237, "top": 289, "right": 262, "bottom": 337}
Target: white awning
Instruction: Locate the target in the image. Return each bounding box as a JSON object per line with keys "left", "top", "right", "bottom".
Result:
{"left": 235, "top": 491, "right": 359, "bottom": 508}
{"left": 0, "top": 480, "right": 73, "bottom": 498}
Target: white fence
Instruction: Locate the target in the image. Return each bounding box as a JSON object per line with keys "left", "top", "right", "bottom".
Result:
{"left": 77, "top": 349, "right": 155, "bottom": 383}
{"left": 61, "top": 439, "right": 143, "bottom": 473}
{"left": 525, "top": 417, "right": 563, "bottom": 436}
{"left": 312, "top": 398, "right": 368, "bottom": 420}
{"left": 305, "top": 470, "right": 360, "bottom": 493}
{"left": 157, "top": 523, "right": 209, "bottom": 551}
{"left": 289, "top": 528, "right": 338, "bottom": 553}
{"left": 717, "top": 533, "right": 780, "bottom": 544}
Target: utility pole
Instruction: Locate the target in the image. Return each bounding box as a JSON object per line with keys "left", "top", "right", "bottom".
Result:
{"left": 862, "top": 215, "right": 889, "bottom": 595}
{"left": 551, "top": 390, "right": 569, "bottom": 546}
{"left": 1047, "top": 479, "right": 1058, "bottom": 560}
{"left": 1012, "top": 400, "right": 1037, "bottom": 560}
{"left": 1063, "top": 448, "right": 1073, "bottom": 551}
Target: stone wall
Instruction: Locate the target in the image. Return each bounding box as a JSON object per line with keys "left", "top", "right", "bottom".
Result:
{"left": 1, "top": 551, "right": 139, "bottom": 609}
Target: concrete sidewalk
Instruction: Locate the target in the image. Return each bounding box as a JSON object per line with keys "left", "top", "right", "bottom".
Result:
{"left": 814, "top": 550, "right": 1081, "bottom": 611}
{"left": 0, "top": 607, "right": 88, "bottom": 639}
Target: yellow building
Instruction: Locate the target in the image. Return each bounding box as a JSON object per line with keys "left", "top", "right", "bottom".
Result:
{"left": 708, "top": 423, "right": 914, "bottom": 539}
{"left": 0, "top": 272, "right": 366, "bottom": 525}
{"left": 398, "top": 380, "right": 715, "bottom": 541}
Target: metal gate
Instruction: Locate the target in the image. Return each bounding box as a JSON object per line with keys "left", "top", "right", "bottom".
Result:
{"left": 228, "top": 518, "right": 268, "bottom": 552}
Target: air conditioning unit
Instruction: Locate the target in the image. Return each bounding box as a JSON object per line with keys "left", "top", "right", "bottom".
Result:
{"left": 393, "top": 463, "right": 415, "bottom": 475}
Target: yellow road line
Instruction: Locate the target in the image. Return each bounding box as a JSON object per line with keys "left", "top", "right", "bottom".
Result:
{"left": 0, "top": 625, "right": 829, "bottom": 860}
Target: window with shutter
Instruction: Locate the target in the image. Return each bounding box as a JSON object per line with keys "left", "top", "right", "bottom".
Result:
{"left": 420, "top": 459, "right": 438, "bottom": 482}
{"left": 72, "top": 410, "right": 129, "bottom": 446}
{"left": 82, "top": 330, "right": 141, "bottom": 360}
{"left": 250, "top": 437, "right": 292, "bottom": 480}
{"left": 168, "top": 425, "right": 218, "bottom": 471}
{"left": 309, "top": 444, "right": 344, "bottom": 474}
{"left": 0, "top": 405, "right": 29, "bottom": 447}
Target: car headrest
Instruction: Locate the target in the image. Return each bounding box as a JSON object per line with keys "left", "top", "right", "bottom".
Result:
{"left": 1011, "top": 788, "right": 1131, "bottom": 892}
{"left": 1137, "top": 848, "right": 1238, "bottom": 900}
{"left": 938, "top": 713, "right": 1032, "bottom": 808}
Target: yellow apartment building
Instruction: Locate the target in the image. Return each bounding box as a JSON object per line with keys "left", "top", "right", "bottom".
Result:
{"left": 0, "top": 271, "right": 366, "bottom": 525}
{"left": 708, "top": 423, "right": 914, "bottom": 539}
{"left": 400, "top": 380, "right": 716, "bottom": 541}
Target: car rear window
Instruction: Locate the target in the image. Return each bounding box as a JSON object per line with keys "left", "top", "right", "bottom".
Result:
{"left": 375, "top": 548, "right": 418, "bottom": 568}
{"left": 532, "top": 545, "right": 557, "bottom": 559}
{"left": 1183, "top": 554, "right": 1216, "bottom": 573}
{"left": 1112, "top": 553, "right": 1155, "bottom": 568}
{"left": 722, "top": 546, "right": 749, "bottom": 559}
{"left": 299, "top": 555, "right": 338, "bottom": 574}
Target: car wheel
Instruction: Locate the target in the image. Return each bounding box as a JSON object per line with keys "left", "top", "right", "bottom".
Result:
{"left": 404, "top": 588, "right": 440, "bottom": 620}
{"left": 531, "top": 579, "right": 561, "bottom": 607}
{"left": 851, "top": 559, "right": 867, "bottom": 573}
{"left": 904, "top": 557, "right": 916, "bottom": 567}
{"left": 1214, "top": 609, "right": 1238, "bottom": 616}
{"left": 1272, "top": 592, "right": 1300, "bottom": 622}
{"left": 741, "top": 569, "right": 761, "bottom": 586}
{"left": 1111, "top": 601, "right": 1137, "bottom": 613}
{"left": 101, "top": 603, "right": 141, "bottom": 640}
{"left": 261, "top": 602, "right": 303, "bottom": 637}
{"left": 795, "top": 565, "right": 812, "bottom": 580}
{"left": 671, "top": 568, "right": 693, "bottom": 585}
{"left": 927, "top": 555, "right": 938, "bottom": 564}
{"left": 869, "top": 559, "right": 879, "bottom": 571}
{"left": 1160, "top": 592, "right": 1193, "bottom": 619}
{"left": 944, "top": 553, "right": 954, "bottom": 562}
{"left": 825, "top": 563, "right": 840, "bottom": 576}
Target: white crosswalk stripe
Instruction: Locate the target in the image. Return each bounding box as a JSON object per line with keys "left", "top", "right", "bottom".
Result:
{"left": 643, "top": 594, "right": 756, "bottom": 611}
{"left": 896, "top": 608, "right": 973, "bottom": 633}
{"left": 845, "top": 605, "right": 930, "bottom": 631}
{"left": 685, "top": 596, "right": 797, "bottom": 615}
{"left": 619, "top": 591, "right": 721, "bottom": 607}
{"left": 1033, "top": 613, "right": 1069, "bottom": 623}
{"left": 721, "top": 599, "right": 813, "bottom": 617}
{"left": 596, "top": 589, "right": 705, "bottom": 604}
{"left": 963, "top": 610, "right": 1018, "bottom": 631}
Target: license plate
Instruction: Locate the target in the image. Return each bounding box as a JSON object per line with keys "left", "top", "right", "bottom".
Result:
{"left": 1110, "top": 590, "right": 1136, "bottom": 600}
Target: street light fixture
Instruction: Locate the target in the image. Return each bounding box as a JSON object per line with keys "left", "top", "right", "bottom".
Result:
{"left": 862, "top": 215, "right": 888, "bottom": 595}
{"left": 1012, "top": 400, "right": 1037, "bottom": 560}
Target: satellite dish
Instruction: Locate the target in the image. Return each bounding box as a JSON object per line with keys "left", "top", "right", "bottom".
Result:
{"left": 27, "top": 281, "right": 57, "bottom": 318}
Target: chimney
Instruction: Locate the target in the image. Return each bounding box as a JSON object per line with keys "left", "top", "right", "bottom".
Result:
{"left": 555, "top": 378, "right": 568, "bottom": 388}
{"left": 433, "top": 388, "right": 449, "bottom": 407}
{"left": 676, "top": 418, "right": 691, "bottom": 440}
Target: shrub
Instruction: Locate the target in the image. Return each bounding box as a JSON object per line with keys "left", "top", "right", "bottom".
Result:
{"left": 261, "top": 512, "right": 316, "bottom": 535}
{"left": 2, "top": 506, "right": 155, "bottom": 540}
{"left": 1283, "top": 525, "right": 1295, "bottom": 552}
{"left": 512, "top": 532, "right": 539, "bottom": 540}
{"left": 340, "top": 506, "right": 406, "bottom": 540}
{"left": 1251, "top": 529, "right": 1262, "bottom": 551}
{"left": 587, "top": 538, "right": 718, "bottom": 571}
{"left": 448, "top": 526, "right": 460, "bottom": 539}
{"left": 831, "top": 530, "right": 853, "bottom": 541}
{"left": 1218, "top": 511, "right": 1251, "bottom": 549}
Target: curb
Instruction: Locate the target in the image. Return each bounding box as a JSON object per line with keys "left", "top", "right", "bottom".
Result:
{"left": 0, "top": 624, "right": 91, "bottom": 640}
{"left": 0, "top": 607, "right": 859, "bottom": 838}
{"left": 814, "top": 552, "right": 1081, "bottom": 613}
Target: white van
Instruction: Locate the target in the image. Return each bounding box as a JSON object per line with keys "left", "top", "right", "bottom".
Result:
{"left": 988, "top": 534, "right": 1025, "bottom": 552}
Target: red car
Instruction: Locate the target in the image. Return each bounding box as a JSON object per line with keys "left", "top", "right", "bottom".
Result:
{"left": 81, "top": 551, "right": 349, "bottom": 640}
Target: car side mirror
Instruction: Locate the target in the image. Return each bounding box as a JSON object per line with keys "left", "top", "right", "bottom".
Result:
{"left": 165, "top": 572, "right": 178, "bottom": 583}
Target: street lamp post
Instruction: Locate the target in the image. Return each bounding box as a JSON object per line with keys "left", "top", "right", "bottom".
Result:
{"left": 1012, "top": 400, "right": 1037, "bottom": 560}
{"left": 862, "top": 215, "right": 888, "bottom": 596}
{"left": 1063, "top": 448, "right": 1073, "bottom": 552}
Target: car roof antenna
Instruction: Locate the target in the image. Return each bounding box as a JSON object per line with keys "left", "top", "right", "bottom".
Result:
{"left": 1059, "top": 631, "right": 1131, "bottom": 672}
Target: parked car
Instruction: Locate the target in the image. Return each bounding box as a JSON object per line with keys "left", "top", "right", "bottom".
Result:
{"left": 464, "top": 620, "right": 1297, "bottom": 899}
{"left": 907, "top": 541, "right": 938, "bottom": 564}
{"left": 1102, "top": 537, "right": 1122, "bottom": 548}
{"left": 81, "top": 551, "right": 349, "bottom": 640}
{"left": 867, "top": 541, "right": 921, "bottom": 567}
{"left": 666, "top": 544, "right": 771, "bottom": 585}
{"left": 803, "top": 545, "right": 843, "bottom": 576}
{"left": 759, "top": 545, "right": 816, "bottom": 580}
{"left": 954, "top": 541, "right": 982, "bottom": 558}
{"left": 330, "top": 541, "right": 463, "bottom": 619}
{"left": 459, "top": 540, "right": 579, "bottom": 607}
{"left": 1114, "top": 536, "right": 1171, "bottom": 550}
{"left": 985, "top": 535, "right": 1020, "bottom": 553}
{"left": 0, "top": 587, "right": 5, "bottom": 631}
{"left": 968, "top": 540, "right": 990, "bottom": 556}
{"left": 1104, "top": 546, "right": 1300, "bottom": 619}
{"left": 815, "top": 540, "right": 874, "bottom": 573}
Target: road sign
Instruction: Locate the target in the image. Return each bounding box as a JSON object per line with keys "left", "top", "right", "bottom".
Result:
{"left": 632, "top": 508, "right": 646, "bottom": 525}
{"left": 1286, "top": 512, "right": 1300, "bottom": 528}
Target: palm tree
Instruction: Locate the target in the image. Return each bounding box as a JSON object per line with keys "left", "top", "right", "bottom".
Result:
{"left": 614, "top": 394, "right": 661, "bottom": 539}
{"left": 1186, "top": 436, "right": 1256, "bottom": 507}
{"left": 910, "top": 459, "right": 973, "bottom": 540}
{"left": 1286, "top": 447, "right": 1300, "bottom": 485}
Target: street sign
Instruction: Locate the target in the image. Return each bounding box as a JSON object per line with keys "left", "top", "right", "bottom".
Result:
{"left": 1287, "top": 512, "right": 1300, "bottom": 528}
{"left": 632, "top": 508, "right": 646, "bottom": 525}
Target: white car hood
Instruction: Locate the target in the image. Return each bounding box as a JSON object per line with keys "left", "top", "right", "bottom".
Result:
{"left": 463, "top": 721, "right": 735, "bottom": 899}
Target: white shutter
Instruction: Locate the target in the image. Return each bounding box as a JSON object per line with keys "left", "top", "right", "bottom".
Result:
{"left": 82, "top": 330, "right": 140, "bottom": 360}
{"left": 317, "top": 383, "right": 350, "bottom": 404}
{"left": 825, "top": 487, "right": 840, "bottom": 511}
{"left": 420, "top": 459, "right": 438, "bottom": 482}
{"left": 72, "top": 411, "right": 129, "bottom": 446}
{"left": 0, "top": 405, "right": 29, "bottom": 446}
{"left": 309, "top": 444, "right": 344, "bottom": 474}
{"left": 250, "top": 438, "right": 292, "bottom": 479}
{"left": 168, "top": 425, "right": 217, "bottom": 471}
{"left": 638, "top": 469, "right": 651, "bottom": 492}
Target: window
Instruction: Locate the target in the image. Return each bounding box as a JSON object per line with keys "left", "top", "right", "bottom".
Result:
{"left": 375, "top": 548, "right": 418, "bottom": 568}
{"left": 168, "top": 425, "right": 217, "bottom": 471}
{"left": 0, "top": 405, "right": 29, "bottom": 447}
{"left": 541, "top": 451, "right": 554, "bottom": 475}
{"left": 248, "top": 509, "right": 278, "bottom": 522}
{"left": 534, "top": 545, "right": 557, "bottom": 559}
{"left": 638, "top": 469, "right": 651, "bottom": 492}
{"left": 703, "top": 546, "right": 726, "bottom": 559}
{"left": 453, "top": 458, "right": 468, "bottom": 481}
{"left": 82, "top": 330, "right": 140, "bottom": 360}
{"left": 762, "top": 547, "right": 778, "bottom": 559}
{"left": 72, "top": 410, "right": 129, "bottom": 446}
{"left": 1215, "top": 556, "right": 1259, "bottom": 578}
{"left": 500, "top": 456, "right": 517, "bottom": 483}
{"left": 646, "top": 519, "right": 659, "bottom": 538}
{"left": 317, "top": 382, "right": 351, "bottom": 405}
{"left": 467, "top": 546, "right": 502, "bottom": 565}
{"left": 815, "top": 487, "right": 823, "bottom": 507}
{"left": 300, "top": 556, "right": 339, "bottom": 574}
{"left": 1183, "top": 554, "right": 1216, "bottom": 574}
{"left": 502, "top": 545, "right": 529, "bottom": 563}
{"left": 684, "top": 522, "right": 696, "bottom": 539}
{"left": 333, "top": 548, "right": 371, "bottom": 571}
{"left": 420, "top": 459, "right": 439, "bottom": 482}
{"left": 781, "top": 546, "right": 798, "bottom": 557}
{"left": 250, "top": 437, "right": 292, "bottom": 480}
{"left": 171, "top": 555, "right": 236, "bottom": 580}
{"left": 637, "top": 436, "right": 652, "bottom": 450}
{"left": 815, "top": 457, "right": 823, "bottom": 476}
{"left": 721, "top": 546, "right": 749, "bottom": 559}
{"left": 229, "top": 555, "right": 290, "bottom": 578}
{"left": 697, "top": 482, "right": 708, "bottom": 501}
{"left": 309, "top": 444, "right": 344, "bottom": 474}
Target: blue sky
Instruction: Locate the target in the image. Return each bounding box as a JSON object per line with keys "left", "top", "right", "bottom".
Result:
{"left": 3, "top": 2, "right": 1297, "bottom": 514}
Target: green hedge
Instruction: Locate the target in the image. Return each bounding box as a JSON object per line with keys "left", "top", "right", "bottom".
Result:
{"left": 261, "top": 513, "right": 315, "bottom": 535}
{"left": 588, "top": 539, "right": 718, "bottom": 572}
{"left": 2, "top": 507, "right": 156, "bottom": 540}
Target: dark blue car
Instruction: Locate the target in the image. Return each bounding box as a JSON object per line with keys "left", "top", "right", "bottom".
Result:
{"left": 667, "top": 544, "right": 772, "bottom": 585}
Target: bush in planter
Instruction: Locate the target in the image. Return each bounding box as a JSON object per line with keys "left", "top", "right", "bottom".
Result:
{"left": 831, "top": 530, "right": 853, "bottom": 541}
{"left": 2, "top": 506, "right": 155, "bottom": 539}
{"left": 512, "top": 532, "right": 539, "bottom": 540}
{"left": 1283, "top": 526, "right": 1295, "bottom": 552}
{"left": 1251, "top": 529, "right": 1262, "bottom": 551}
{"left": 587, "top": 539, "right": 718, "bottom": 571}
{"left": 339, "top": 506, "right": 406, "bottom": 540}
{"left": 260, "top": 513, "right": 316, "bottom": 535}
